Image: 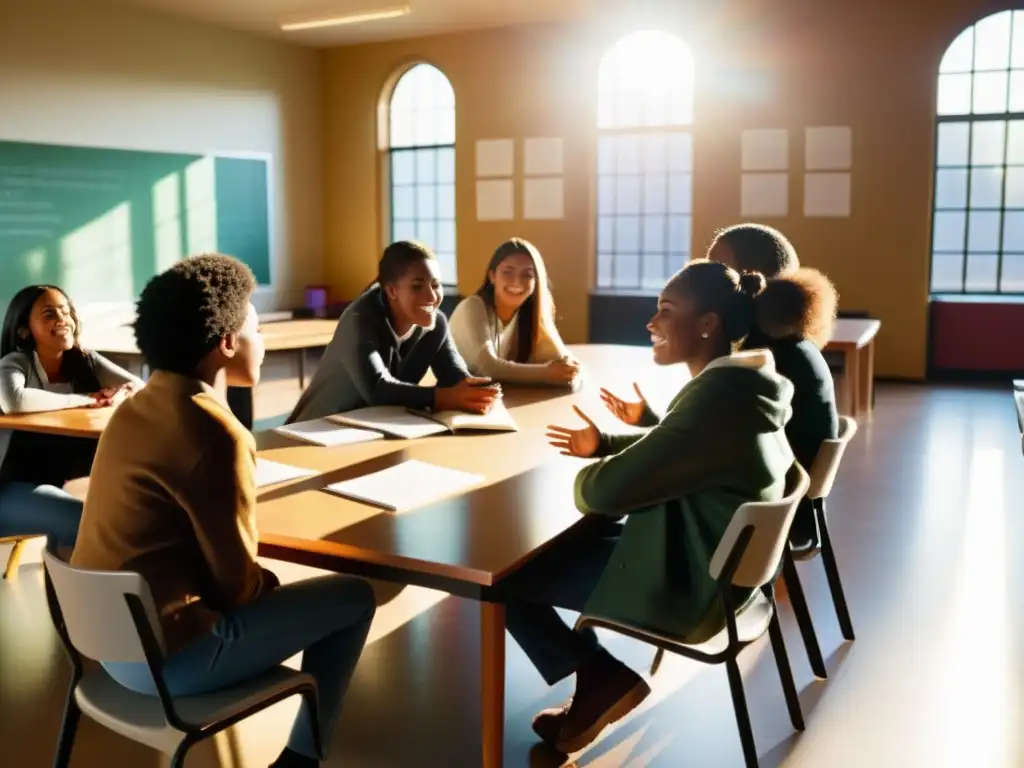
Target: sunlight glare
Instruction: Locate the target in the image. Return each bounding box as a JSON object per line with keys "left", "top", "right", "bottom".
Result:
{"left": 598, "top": 30, "right": 694, "bottom": 129}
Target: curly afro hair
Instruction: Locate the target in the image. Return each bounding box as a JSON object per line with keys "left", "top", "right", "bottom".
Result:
{"left": 755, "top": 267, "right": 839, "bottom": 348}
{"left": 710, "top": 223, "right": 800, "bottom": 278}
{"left": 134, "top": 254, "right": 256, "bottom": 374}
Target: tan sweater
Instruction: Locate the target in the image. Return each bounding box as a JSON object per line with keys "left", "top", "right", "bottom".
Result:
{"left": 72, "top": 371, "right": 275, "bottom": 653}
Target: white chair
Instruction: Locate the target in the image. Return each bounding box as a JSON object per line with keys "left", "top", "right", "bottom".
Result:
{"left": 782, "top": 416, "right": 858, "bottom": 679}
{"left": 41, "top": 550, "right": 323, "bottom": 768}
{"left": 1, "top": 535, "right": 31, "bottom": 579}
{"left": 575, "top": 464, "right": 810, "bottom": 768}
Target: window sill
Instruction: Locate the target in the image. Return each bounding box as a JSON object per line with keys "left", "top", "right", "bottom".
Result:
{"left": 930, "top": 293, "right": 1024, "bottom": 304}
{"left": 590, "top": 288, "right": 660, "bottom": 298}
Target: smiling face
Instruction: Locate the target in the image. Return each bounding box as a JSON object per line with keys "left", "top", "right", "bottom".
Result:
{"left": 647, "top": 282, "right": 718, "bottom": 366}
{"left": 26, "top": 288, "right": 77, "bottom": 356}
{"left": 490, "top": 251, "right": 537, "bottom": 315}
{"left": 384, "top": 257, "right": 443, "bottom": 330}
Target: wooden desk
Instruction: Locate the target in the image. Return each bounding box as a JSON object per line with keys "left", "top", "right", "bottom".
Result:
{"left": 0, "top": 407, "right": 113, "bottom": 438}
{"left": 825, "top": 318, "right": 881, "bottom": 423}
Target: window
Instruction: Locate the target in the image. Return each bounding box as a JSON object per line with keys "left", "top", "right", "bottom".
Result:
{"left": 932, "top": 11, "right": 1024, "bottom": 294}
{"left": 596, "top": 31, "right": 695, "bottom": 292}
{"left": 387, "top": 63, "right": 456, "bottom": 283}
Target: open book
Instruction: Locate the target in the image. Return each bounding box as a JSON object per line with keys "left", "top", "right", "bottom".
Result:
{"left": 328, "top": 400, "right": 518, "bottom": 440}
{"left": 323, "top": 459, "right": 483, "bottom": 512}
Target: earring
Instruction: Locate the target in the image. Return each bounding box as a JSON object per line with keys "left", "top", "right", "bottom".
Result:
{"left": 701, "top": 332, "right": 709, "bottom": 339}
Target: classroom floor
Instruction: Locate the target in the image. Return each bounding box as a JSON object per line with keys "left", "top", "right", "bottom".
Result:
{"left": 2, "top": 383, "right": 1022, "bottom": 767}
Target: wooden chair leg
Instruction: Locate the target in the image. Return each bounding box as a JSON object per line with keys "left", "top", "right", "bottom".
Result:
{"left": 765, "top": 592, "right": 805, "bottom": 732}
{"left": 782, "top": 550, "right": 828, "bottom": 679}
{"left": 818, "top": 504, "right": 855, "bottom": 641}
{"left": 4, "top": 539, "right": 27, "bottom": 580}
{"left": 725, "top": 656, "right": 759, "bottom": 768}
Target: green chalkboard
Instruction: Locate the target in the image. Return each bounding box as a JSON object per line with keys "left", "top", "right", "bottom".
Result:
{"left": 0, "top": 140, "right": 271, "bottom": 312}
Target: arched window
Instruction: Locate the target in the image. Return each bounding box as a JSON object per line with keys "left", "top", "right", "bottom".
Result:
{"left": 932, "top": 11, "right": 1024, "bottom": 293}
{"left": 596, "top": 31, "right": 695, "bottom": 291}
{"left": 387, "top": 63, "right": 456, "bottom": 283}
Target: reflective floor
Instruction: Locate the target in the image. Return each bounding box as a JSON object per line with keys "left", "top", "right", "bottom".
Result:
{"left": 2, "top": 384, "right": 1021, "bottom": 767}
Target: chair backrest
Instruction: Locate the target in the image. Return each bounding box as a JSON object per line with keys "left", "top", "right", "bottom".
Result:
{"left": 42, "top": 550, "right": 165, "bottom": 664}
{"left": 1014, "top": 390, "right": 1024, "bottom": 434}
{"left": 807, "top": 416, "right": 857, "bottom": 499}
{"left": 709, "top": 464, "right": 810, "bottom": 588}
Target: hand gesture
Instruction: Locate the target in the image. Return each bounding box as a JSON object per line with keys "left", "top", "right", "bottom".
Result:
{"left": 599, "top": 383, "right": 647, "bottom": 426}
{"left": 546, "top": 406, "right": 601, "bottom": 458}
{"left": 436, "top": 377, "right": 502, "bottom": 415}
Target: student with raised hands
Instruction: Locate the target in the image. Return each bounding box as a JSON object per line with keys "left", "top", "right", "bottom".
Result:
{"left": 288, "top": 240, "right": 500, "bottom": 423}
{"left": 502, "top": 260, "right": 795, "bottom": 754}
{"left": 0, "top": 284, "right": 142, "bottom": 546}
{"left": 448, "top": 238, "right": 579, "bottom": 386}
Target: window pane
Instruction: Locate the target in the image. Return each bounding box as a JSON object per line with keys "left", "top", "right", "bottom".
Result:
{"left": 436, "top": 148, "right": 455, "bottom": 183}
{"left": 1011, "top": 71, "right": 1024, "bottom": 113}
{"left": 1003, "top": 211, "right": 1024, "bottom": 250}
{"left": 668, "top": 251, "right": 688, "bottom": 272}
{"left": 668, "top": 215, "right": 692, "bottom": 253}
{"left": 390, "top": 109, "right": 414, "bottom": 147}
{"left": 416, "top": 186, "right": 437, "bottom": 219}
{"left": 970, "top": 167, "right": 1004, "bottom": 208}
{"left": 390, "top": 63, "right": 455, "bottom": 150}
{"left": 965, "top": 253, "right": 999, "bottom": 291}
{"left": 615, "top": 176, "right": 642, "bottom": 215}
{"left": 615, "top": 215, "right": 641, "bottom": 252}
{"left": 668, "top": 174, "right": 692, "bottom": 214}
{"left": 974, "top": 11, "right": 1012, "bottom": 70}
{"left": 642, "top": 254, "right": 665, "bottom": 290}
{"left": 616, "top": 254, "right": 640, "bottom": 287}
{"left": 972, "top": 121, "right": 1006, "bottom": 165}
{"left": 393, "top": 186, "right": 415, "bottom": 219}
{"left": 435, "top": 253, "right": 456, "bottom": 284}
{"left": 668, "top": 133, "right": 692, "bottom": 172}
{"left": 598, "top": 31, "right": 694, "bottom": 130}
{"left": 972, "top": 71, "right": 1009, "bottom": 113}
{"left": 1005, "top": 167, "right": 1024, "bottom": 207}
{"left": 931, "top": 252, "right": 964, "bottom": 292}
{"left": 967, "top": 210, "right": 1001, "bottom": 251}
{"left": 598, "top": 136, "right": 616, "bottom": 174}
{"left": 416, "top": 149, "right": 437, "bottom": 184}
{"left": 941, "top": 27, "right": 974, "bottom": 73}
{"left": 933, "top": 211, "right": 967, "bottom": 251}
{"left": 436, "top": 220, "right": 455, "bottom": 254}
{"left": 1000, "top": 253, "right": 1024, "bottom": 291}
{"left": 938, "top": 73, "right": 972, "bottom": 115}
{"left": 643, "top": 134, "right": 667, "bottom": 172}
{"left": 937, "top": 123, "right": 970, "bottom": 166}
{"left": 597, "top": 253, "right": 613, "bottom": 289}
{"left": 1014, "top": 11, "right": 1024, "bottom": 67}
{"left": 392, "top": 151, "right": 415, "bottom": 184}
{"left": 598, "top": 176, "right": 616, "bottom": 214}
{"left": 1008, "top": 121, "right": 1024, "bottom": 163}
{"left": 437, "top": 184, "right": 455, "bottom": 219}
{"left": 616, "top": 136, "right": 642, "bottom": 174}
{"left": 416, "top": 220, "right": 437, "bottom": 249}
{"left": 935, "top": 168, "right": 968, "bottom": 208}
{"left": 393, "top": 219, "right": 417, "bottom": 241}
{"left": 598, "top": 216, "right": 614, "bottom": 253}
{"left": 644, "top": 174, "right": 667, "bottom": 214}
{"left": 643, "top": 215, "right": 666, "bottom": 252}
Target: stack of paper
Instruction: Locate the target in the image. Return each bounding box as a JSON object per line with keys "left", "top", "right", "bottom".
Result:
{"left": 323, "top": 460, "right": 483, "bottom": 512}
{"left": 328, "top": 407, "right": 450, "bottom": 439}
{"left": 274, "top": 418, "right": 384, "bottom": 447}
{"left": 254, "top": 458, "right": 317, "bottom": 488}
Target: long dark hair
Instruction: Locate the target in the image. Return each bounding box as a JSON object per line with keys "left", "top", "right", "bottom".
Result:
{"left": 1, "top": 285, "right": 101, "bottom": 393}
{"left": 475, "top": 239, "right": 559, "bottom": 363}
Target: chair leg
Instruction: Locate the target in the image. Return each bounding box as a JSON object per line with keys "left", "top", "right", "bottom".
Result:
{"left": 766, "top": 595, "right": 805, "bottom": 732}
{"left": 52, "top": 689, "right": 80, "bottom": 768}
{"left": 725, "top": 656, "right": 759, "bottom": 768}
{"left": 650, "top": 648, "right": 665, "bottom": 676}
{"left": 781, "top": 550, "right": 828, "bottom": 679}
{"left": 169, "top": 736, "right": 196, "bottom": 768}
{"left": 818, "top": 511, "right": 855, "bottom": 641}
{"left": 4, "top": 539, "right": 27, "bottom": 580}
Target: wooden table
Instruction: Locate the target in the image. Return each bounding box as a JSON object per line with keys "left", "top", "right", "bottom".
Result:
{"left": 0, "top": 407, "right": 113, "bottom": 438}
{"left": 825, "top": 318, "right": 881, "bottom": 423}
{"left": 80, "top": 318, "right": 339, "bottom": 428}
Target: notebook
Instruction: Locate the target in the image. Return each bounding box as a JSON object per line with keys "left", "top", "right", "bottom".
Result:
{"left": 328, "top": 400, "right": 518, "bottom": 440}
{"left": 274, "top": 418, "right": 384, "bottom": 448}
{"left": 322, "top": 459, "right": 484, "bottom": 512}
{"left": 254, "top": 458, "right": 317, "bottom": 488}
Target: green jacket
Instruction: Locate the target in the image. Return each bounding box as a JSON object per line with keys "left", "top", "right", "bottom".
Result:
{"left": 576, "top": 351, "right": 795, "bottom": 644}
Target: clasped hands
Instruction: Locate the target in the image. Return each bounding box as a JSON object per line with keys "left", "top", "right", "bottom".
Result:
{"left": 88, "top": 381, "right": 140, "bottom": 408}
{"left": 546, "top": 383, "right": 647, "bottom": 458}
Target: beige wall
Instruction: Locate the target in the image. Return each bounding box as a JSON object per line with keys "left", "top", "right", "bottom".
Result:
{"left": 0, "top": 0, "right": 322, "bottom": 314}
{"left": 322, "top": 0, "right": 1018, "bottom": 379}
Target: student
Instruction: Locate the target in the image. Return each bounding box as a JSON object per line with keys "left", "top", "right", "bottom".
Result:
{"left": 288, "top": 240, "right": 499, "bottom": 423}
{"left": 0, "top": 285, "right": 141, "bottom": 546}
{"left": 71, "top": 255, "right": 376, "bottom": 768}
{"left": 503, "top": 260, "right": 795, "bottom": 753}
{"left": 448, "top": 238, "right": 579, "bottom": 385}
{"left": 707, "top": 223, "right": 839, "bottom": 549}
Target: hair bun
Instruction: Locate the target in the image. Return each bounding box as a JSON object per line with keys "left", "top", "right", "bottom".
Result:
{"left": 738, "top": 270, "right": 767, "bottom": 298}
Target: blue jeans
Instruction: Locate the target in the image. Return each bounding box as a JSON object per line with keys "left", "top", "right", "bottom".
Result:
{"left": 0, "top": 481, "right": 82, "bottom": 546}
{"left": 105, "top": 574, "right": 376, "bottom": 760}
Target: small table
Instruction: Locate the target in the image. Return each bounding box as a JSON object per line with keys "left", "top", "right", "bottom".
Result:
{"left": 825, "top": 318, "right": 881, "bottom": 423}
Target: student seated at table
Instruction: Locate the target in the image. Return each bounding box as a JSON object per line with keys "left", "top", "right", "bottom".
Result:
{"left": 288, "top": 240, "right": 500, "bottom": 423}
{"left": 502, "top": 260, "right": 795, "bottom": 754}
{"left": 72, "top": 255, "right": 376, "bottom": 768}
{"left": 448, "top": 238, "right": 579, "bottom": 386}
{"left": 707, "top": 222, "right": 838, "bottom": 550}
{"left": 0, "top": 284, "right": 142, "bottom": 547}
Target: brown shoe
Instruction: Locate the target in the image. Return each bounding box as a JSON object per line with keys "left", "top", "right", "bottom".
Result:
{"left": 532, "top": 699, "right": 571, "bottom": 745}
{"left": 544, "top": 652, "right": 652, "bottom": 754}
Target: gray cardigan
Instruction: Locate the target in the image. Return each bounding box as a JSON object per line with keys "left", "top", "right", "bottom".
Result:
{"left": 0, "top": 349, "right": 142, "bottom": 473}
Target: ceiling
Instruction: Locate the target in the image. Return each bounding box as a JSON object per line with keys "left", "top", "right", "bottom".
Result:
{"left": 106, "top": 0, "right": 597, "bottom": 47}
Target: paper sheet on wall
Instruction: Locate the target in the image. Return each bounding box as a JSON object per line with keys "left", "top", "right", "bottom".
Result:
{"left": 805, "top": 126, "right": 852, "bottom": 170}
{"left": 475, "top": 139, "right": 514, "bottom": 177}
{"left": 740, "top": 173, "right": 788, "bottom": 217}
{"left": 476, "top": 179, "right": 514, "bottom": 221}
{"left": 741, "top": 129, "right": 789, "bottom": 171}
{"left": 523, "top": 178, "right": 564, "bottom": 220}
{"left": 804, "top": 172, "right": 851, "bottom": 217}
{"left": 524, "top": 137, "right": 564, "bottom": 175}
